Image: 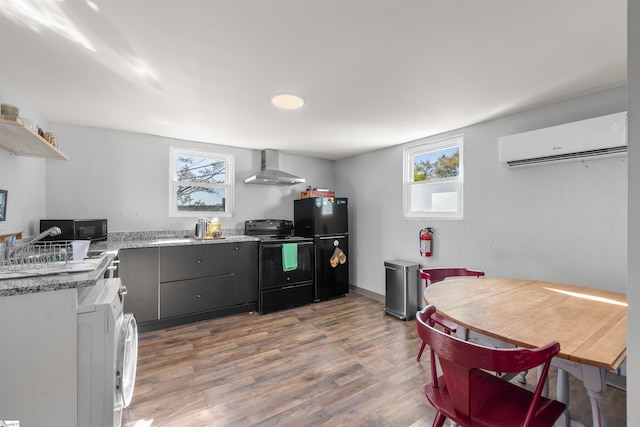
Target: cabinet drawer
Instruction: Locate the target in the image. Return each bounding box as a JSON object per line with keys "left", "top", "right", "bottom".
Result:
{"left": 160, "top": 244, "right": 233, "bottom": 282}
{"left": 160, "top": 275, "right": 234, "bottom": 318}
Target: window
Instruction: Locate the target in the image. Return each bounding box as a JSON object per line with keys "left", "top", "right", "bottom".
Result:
{"left": 169, "top": 147, "right": 234, "bottom": 217}
{"left": 403, "top": 135, "right": 463, "bottom": 218}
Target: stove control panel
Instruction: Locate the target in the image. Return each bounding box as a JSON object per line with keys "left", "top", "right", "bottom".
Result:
{"left": 245, "top": 219, "right": 294, "bottom": 237}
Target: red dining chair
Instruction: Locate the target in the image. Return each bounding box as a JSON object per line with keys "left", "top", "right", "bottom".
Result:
{"left": 421, "top": 268, "right": 485, "bottom": 286}
{"left": 416, "top": 305, "right": 566, "bottom": 427}
{"left": 416, "top": 268, "right": 485, "bottom": 361}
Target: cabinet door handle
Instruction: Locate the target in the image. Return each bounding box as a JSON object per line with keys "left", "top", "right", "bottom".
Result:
{"left": 196, "top": 259, "right": 202, "bottom": 264}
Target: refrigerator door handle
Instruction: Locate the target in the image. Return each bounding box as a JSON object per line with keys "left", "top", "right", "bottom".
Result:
{"left": 318, "top": 235, "right": 347, "bottom": 240}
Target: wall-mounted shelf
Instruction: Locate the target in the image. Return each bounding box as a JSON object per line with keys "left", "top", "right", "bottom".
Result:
{"left": 0, "top": 115, "right": 68, "bottom": 160}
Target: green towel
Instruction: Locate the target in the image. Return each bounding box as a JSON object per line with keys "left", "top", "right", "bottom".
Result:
{"left": 282, "top": 243, "right": 298, "bottom": 272}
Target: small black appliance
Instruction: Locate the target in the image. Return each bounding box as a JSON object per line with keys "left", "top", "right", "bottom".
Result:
{"left": 39, "top": 219, "right": 108, "bottom": 242}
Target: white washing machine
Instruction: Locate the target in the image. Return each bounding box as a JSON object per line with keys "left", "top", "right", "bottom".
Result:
{"left": 78, "top": 275, "right": 138, "bottom": 427}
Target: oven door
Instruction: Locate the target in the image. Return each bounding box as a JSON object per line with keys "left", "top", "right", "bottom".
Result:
{"left": 260, "top": 241, "right": 314, "bottom": 290}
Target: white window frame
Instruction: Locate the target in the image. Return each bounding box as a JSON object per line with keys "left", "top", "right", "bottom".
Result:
{"left": 403, "top": 135, "right": 464, "bottom": 219}
{"left": 169, "top": 147, "right": 234, "bottom": 218}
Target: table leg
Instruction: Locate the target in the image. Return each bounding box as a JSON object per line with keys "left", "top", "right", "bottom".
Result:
{"left": 583, "top": 366, "right": 607, "bottom": 427}
{"left": 537, "top": 365, "right": 549, "bottom": 398}
{"left": 552, "top": 358, "right": 608, "bottom": 427}
{"left": 555, "top": 368, "right": 571, "bottom": 427}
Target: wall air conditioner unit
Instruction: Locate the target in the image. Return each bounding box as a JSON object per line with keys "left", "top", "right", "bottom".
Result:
{"left": 498, "top": 111, "right": 627, "bottom": 168}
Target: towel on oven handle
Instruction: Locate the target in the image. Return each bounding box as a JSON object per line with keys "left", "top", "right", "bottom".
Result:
{"left": 282, "top": 243, "right": 298, "bottom": 272}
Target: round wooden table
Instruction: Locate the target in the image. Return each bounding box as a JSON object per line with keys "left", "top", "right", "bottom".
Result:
{"left": 423, "top": 277, "right": 627, "bottom": 427}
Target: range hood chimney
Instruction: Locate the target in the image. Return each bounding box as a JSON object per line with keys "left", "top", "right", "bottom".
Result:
{"left": 244, "top": 149, "right": 305, "bottom": 185}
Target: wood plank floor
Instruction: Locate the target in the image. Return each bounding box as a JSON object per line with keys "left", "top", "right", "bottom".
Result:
{"left": 122, "top": 292, "right": 626, "bottom": 427}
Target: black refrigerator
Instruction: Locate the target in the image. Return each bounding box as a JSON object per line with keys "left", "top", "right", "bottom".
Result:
{"left": 294, "top": 197, "right": 349, "bottom": 302}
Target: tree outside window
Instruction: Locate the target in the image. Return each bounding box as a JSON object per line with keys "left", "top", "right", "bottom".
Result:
{"left": 413, "top": 149, "right": 459, "bottom": 181}
{"left": 403, "top": 135, "right": 463, "bottom": 218}
{"left": 170, "top": 148, "right": 234, "bottom": 217}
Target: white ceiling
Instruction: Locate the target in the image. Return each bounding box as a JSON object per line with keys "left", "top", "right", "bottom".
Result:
{"left": 0, "top": 1, "right": 627, "bottom": 160}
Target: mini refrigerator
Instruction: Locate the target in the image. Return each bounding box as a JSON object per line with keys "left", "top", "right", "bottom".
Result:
{"left": 294, "top": 197, "right": 349, "bottom": 301}
{"left": 384, "top": 260, "right": 420, "bottom": 320}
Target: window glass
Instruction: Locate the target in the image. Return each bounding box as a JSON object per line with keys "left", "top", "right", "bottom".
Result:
{"left": 170, "top": 148, "right": 234, "bottom": 217}
{"left": 403, "top": 135, "right": 463, "bottom": 218}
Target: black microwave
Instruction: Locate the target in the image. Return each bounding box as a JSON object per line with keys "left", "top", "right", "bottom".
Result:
{"left": 39, "top": 219, "right": 108, "bottom": 242}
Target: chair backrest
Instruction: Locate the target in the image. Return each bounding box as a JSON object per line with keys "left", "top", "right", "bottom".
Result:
{"left": 416, "top": 305, "right": 560, "bottom": 426}
{"left": 420, "top": 268, "right": 484, "bottom": 286}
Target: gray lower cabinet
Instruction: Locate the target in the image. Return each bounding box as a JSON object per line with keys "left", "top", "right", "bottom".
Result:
{"left": 233, "top": 241, "right": 258, "bottom": 305}
{"left": 120, "top": 247, "right": 160, "bottom": 323}
{"left": 159, "top": 244, "right": 233, "bottom": 283}
{"left": 160, "top": 275, "right": 235, "bottom": 318}
{"left": 120, "top": 241, "right": 258, "bottom": 331}
{"left": 159, "top": 244, "right": 234, "bottom": 318}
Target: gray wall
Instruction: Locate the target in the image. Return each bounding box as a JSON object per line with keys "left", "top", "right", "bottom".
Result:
{"left": 43, "top": 124, "right": 335, "bottom": 232}
{"left": 336, "top": 86, "right": 628, "bottom": 296}
{"left": 0, "top": 80, "right": 48, "bottom": 236}
{"left": 627, "top": 0, "right": 638, "bottom": 422}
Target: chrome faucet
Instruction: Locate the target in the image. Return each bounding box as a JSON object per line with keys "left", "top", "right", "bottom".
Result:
{"left": 27, "top": 226, "right": 62, "bottom": 244}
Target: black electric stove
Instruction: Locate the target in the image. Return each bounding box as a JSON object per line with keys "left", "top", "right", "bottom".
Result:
{"left": 245, "top": 219, "right": 315, "bottom": 313}
{"left": 245, "top": 219, "right": 311, "bottom": 242}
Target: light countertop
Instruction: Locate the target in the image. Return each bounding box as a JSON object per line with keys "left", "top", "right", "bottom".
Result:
{"left": 0, "top": 251, "right": 116, "bottom": 297}
{"left": 0, "top": 234, "right": 259, "bottom": 297}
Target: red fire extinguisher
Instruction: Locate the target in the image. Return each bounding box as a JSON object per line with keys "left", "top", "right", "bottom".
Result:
{"left": 420, "top": 228, "right": 433, "bottom": 257}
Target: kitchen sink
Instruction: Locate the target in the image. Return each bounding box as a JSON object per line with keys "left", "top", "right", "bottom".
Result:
{"left": 86, "top": 249, "right": 106, "bottom": 258}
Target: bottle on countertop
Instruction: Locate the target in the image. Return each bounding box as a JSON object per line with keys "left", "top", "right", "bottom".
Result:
{"left": 58, "top": 247, "right": 67, "bottom": 263}
{"left": 209, "top": 218, "right": 221, "bottom": 238}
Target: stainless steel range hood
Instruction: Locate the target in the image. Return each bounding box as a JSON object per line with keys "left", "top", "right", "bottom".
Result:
{"left": 244, "top": 149, "right": 305, "bottom": 185}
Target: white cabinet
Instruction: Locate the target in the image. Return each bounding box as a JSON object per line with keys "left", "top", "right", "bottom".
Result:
{"left": 0, "top": 115, "right": 68, "bottom": 160}
{"left": 0, "top": 288, "right": 78, "bottom": 425}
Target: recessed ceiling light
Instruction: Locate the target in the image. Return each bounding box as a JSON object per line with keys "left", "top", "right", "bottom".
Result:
{"left": 271, "top": 94, "right": 305, "bottom": 110}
